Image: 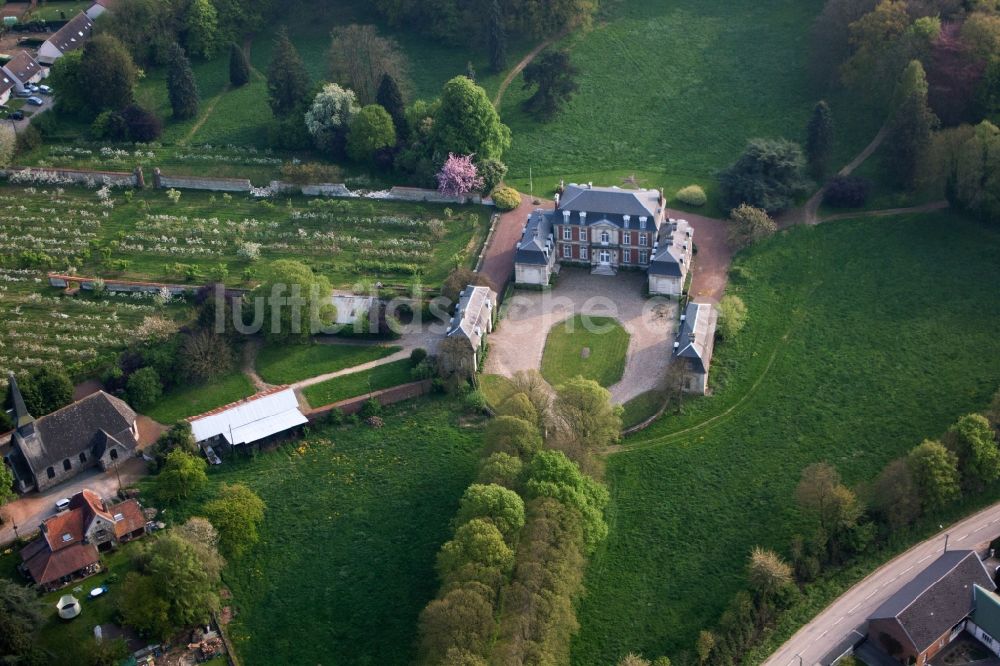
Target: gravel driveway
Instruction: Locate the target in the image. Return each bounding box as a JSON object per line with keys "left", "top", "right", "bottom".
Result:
{"left": 485, "top": 269, "right": 677, "bottom": 404}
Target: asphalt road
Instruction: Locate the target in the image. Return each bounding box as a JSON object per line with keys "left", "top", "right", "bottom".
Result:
{"left": 764, "top": 501, "right": 1000, "bottom": 666}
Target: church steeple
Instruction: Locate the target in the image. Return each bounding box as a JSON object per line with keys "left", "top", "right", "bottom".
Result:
{"left": 7, "top": 372, "right": 34, "bottom": 430}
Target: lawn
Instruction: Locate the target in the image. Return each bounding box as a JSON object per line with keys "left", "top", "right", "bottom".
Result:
{"left": 255, "top": 342, "right": 402, "bottom": 385}
{"left": 571, "top": 212, "right": 1000, "bottom": 664}
{"left": 21, "top": 0, "right": 91, "bottom": 21}
{"left": 302, "top": 358, "right": 415, "bottom": 408}
{"left": 620, "top": 389, "right": 665, "bottom": 430}
{"left": 500, "top": 0, "right": 881, "bottom": 202}
{"left": 144, "top": 370, "right": 255, "bottom": 425}
{"left": 479, "top": 373, "right": 516, "bottom": 408}
{"left": 172, "top": 397, "right": 484, "bottom": 665}
{"left": 540, "top": 315, "right": 630, "bottom": 388}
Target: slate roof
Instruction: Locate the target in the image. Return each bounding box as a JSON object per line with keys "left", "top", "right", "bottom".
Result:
{"left": 515, "top": 209, "right": 554, "bottom": 266}
{"left": 559, "top": 183, "right": 661, "bottom": 219}
{"left": 448, "top": 285, "right": 496, "bottom": 350}
{"left": 2, "top": 51, "right": 41, "bottom": 83}
{"left": 47, "top": 12, "right": 94, "bottom": 56}
{"left": 0, "top": 72, "right": 14, "bottom": 95}
{"left": 869, "top": 550, "right": 995, "bottom": 653}
{"left": 673, "top": 302, "right": 717, "bottom": 375}
{"left": 12, "top": 391, "right": 137, "bottom": 478}
{"left": 649, "top": 219, "right": 694, "bottom": 277}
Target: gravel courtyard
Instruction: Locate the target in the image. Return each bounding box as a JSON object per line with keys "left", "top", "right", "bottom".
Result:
{"left": 485, "top": 269, "right": 677, "bottom": 404}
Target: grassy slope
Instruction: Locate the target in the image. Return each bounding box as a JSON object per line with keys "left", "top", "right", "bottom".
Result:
{"left": 302, "top": 358, "right": 415, "bottom": 408}
{"left": 540, "top": 315, "right": 630, "bottom": 388}
{"left": 145, "top": 370, "right": 255, "bottom": 424}
{"left": 572, "top": 212, "right": 1000, "bottom": 664}
{"left": 199, "top": 398, "right": 483, "bottom": 665}
{"left": 255, "top": 342, "right": 401, "bottom": 385}
{"left": 501, "top": 0, "right": 879, "bottom": 204}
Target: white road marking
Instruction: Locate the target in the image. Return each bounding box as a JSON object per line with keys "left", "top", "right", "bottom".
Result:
{"left": 848, "top": 603, "right": 861, "bottom": 614}
{"left": 900, "top": 565, "right": 913, "bottom": 574}
{"left": 865, "top": 589, "right": 878, "bottom": 600}
{"left": 918, "top": 554, "right": 931, "bottom": 563}
{"left": 818, "top": 630, "right": 828, "bottom": 639}
{"left": 957, "top": 533, "right": 969, "bottom": 541}
{"left": 833, "top": 617, "right": 844, "bottom": 626}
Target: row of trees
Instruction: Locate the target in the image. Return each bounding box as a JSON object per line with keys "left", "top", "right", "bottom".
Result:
{"left": 686, "top": 389, "right": 1000, "bottom": 666}
{"left": 416, "top": 371, "right": 621, "bottom": 664}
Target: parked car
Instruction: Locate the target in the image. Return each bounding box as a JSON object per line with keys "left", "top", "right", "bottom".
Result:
{"left": 55, "top": 498, "right": 71, "bottom": 512}
{"left": 14, "top": 90, "right": 31, "bottom": 98}
{"left": 10, "top": 110, "right": 24, "bottom": 120}
{"left": 26, "top": 96, "right": 43, "bottom": 106}
{"left": 38, "top": 85, "right": 51, "bottom": 94}
{"left": 26, "top": 84, "right": 38, "bottom": 93}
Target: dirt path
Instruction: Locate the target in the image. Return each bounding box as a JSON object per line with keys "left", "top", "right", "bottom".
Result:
{"left": 816, "top": 200, "right": 948, "bottom": 223}
{"left": 241, "top": 339, "right": 271, "bottom": 392}
{"left": 493, "top": 31, "right": 570, "bottom": 109}
{"left": 478, "top": 193, "right": 554, "bottom": 293}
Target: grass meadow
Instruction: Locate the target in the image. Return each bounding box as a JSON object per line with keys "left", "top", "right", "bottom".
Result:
{"left": 144, "top": 370, "right": 256, "bottom": 424}
{"left": 255, "top": 342, "right": 401, "bottom": 385}
{"left": 302, "top": 358, "right": 415, "bottom": 408}
{"left": 571, "top": 212, "right": 1000, "bottom": 664}
{"left": 157, "top": 396, "right": 484, "bottom": 665}
{"left": 541, "top": 315, "right": 630, "bottom": 388}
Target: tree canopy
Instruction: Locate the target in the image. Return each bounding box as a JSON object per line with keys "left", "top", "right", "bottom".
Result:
{"left": 432, "top": 76, "right": 511, "bottom": 161}
{"left": 255, "top": 259, "right": 334, "bottom": 341}
{"left": 166, "top": 43, "right": 200, "bottom": 120}
{"left": 718, "top": 138, "right": 809, "bottom": 213}
{"left": 329, "top": 24, "right": 410, "bottom": 105}
{"left": 79, "top": 35, "right": 138, "bottom": 113}
{"left": 522, "top": 50, "right": 580, "bottom": 120}
{"left": 229, "top": 43, "right": 250, "bottom": 87}
{"left": 553, "top": 376, "right": 623, "bottom": 451}
{"left": 454, "top": 483, "right": 526, "bottom": 542}
{"left": 155, "top": 449, "right": 208, "bottom": 502}
{"left": 204, "top": 483, "right": 267, "bottom": 559}
{"left": 908, "top": 439, "right": 961, "bottom": 513}
{"left": 267, "top": 27, "right": 310, "bottom": 116}
{"left": 347, "top": 104, "right": 397, "bottom": 163}
{"left": 305, "top": 83, "right": 360, "bottom": 156}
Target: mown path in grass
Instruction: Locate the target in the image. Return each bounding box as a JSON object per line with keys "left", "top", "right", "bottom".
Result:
{"left": 492, "top": 30, "right": 569, "bottom": 108}
{"left": 572, "top": 212, "right": 1000, "bottom": 665}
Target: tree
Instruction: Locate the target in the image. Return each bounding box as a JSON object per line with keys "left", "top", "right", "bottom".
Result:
{"left": 175, "top": 516, "right": 220, "bottom": 551}
{"left": 477, "top": 452, "right": 524, "bottom": 489}
{"left": 436, "top": 153, "right": 484, "bottom": 196}
{"left": 79, "top": 35, "right": 138, "bottom": 113}
{"left": 229, "top": 43, "right": 250, "bottom": 87}
{"left": 717, "top": 295, "right": 748, "bottom": 340}
{"left": 696, "top": 630, "right": 716, "bottom": 665}
{"left": 497, "top": 392, "right": 539, "bottom": 426}
{"left": 203, "top": 483, "right": 266, "bottom": 559}
{"left": 476, "top": 158, "right": 507, "bottom": 196}
{"left": 976, "top": 60, "right": 1000, "bottom": 123}
{"left": 961, "top": 11, "right": 1000, "bottom": 60}
{"left": 908, "top": 440, "right": 961, "bottom": 513}
{"left": 417, "top": 584, "right": 496, "bottom": 662}
{"left": 179, "top": 330, "right": 234, "bottom": 383}
{"left": 267, "top": 27, "right": 310, "bottom": 116}
{"left": 121, "top": 104, "right": 163, "bottom": 142}
{"left": 522, "top": 50, "right": 580, "bottom": 120}
{"left": 948, "top": 120, "right": 1000, "bottom": 223}
{"left": 794, "top": 462, "right": 862, "bottom": 559}
{"left": 0, "top": 579, "right": 45, "bottom": 662}
{"left": 101, "top": 0, "right": 180, "bottom": 67}
{"left": 728, "top": 204, "right": 778, "bottom": 249}
{"left": 119, "top": 572, "right": 172, "bottom": 640}
{"left": 376, "top": 72, "right": 406, "bottom": 140}
{"left": 484, "top": 416, "right": 543, "bottom": 459}
{"left": 840, "top": 0, "right": 920, "bottom": 101}
{"left": 137, "top": 532, "right": 223, "bottom": 628}
{"left": 183, "top": 0, "right": 218, "bottom": 60}
{"left": 47, "top": 50, "right": 87, "bottom": 116}
{"left": 884, "top": 87, "right": 938, "bottom": 190}
{"left": 156, "top": 449, "right": 208, "bottom": 502}
{"left": 488, "top": 0, "right": 507, "bottom": 73}
{"left": 454, "top": 484, "right": 525, "bottom": 542}
{"left": 255, "top": 259, "right": 334, "bottom": 341}
{"left": 126, "top": 367, "right": 162, "bottom": 410}
{"left": 806, "top": 101, "right": 834, "bottom": 179}
{"left": 718, "top": 138, "right": 809, "bottom": 213}
{"left": 0, "top": 123, "right": 14, "bottom": 169}
{"left": 869, "top": 458, "right": 921, "bottom": 530}
{"left": 12, "top": 365, "right": 73, "bottom": 416}
{"left": 346, "top": 104, "right": 397, "bottom": 163}
{"left": 433, "top": 76, "right": 511, "bottom": 161}
{"left": 150, "top": 422, "right": 197, "bottom": 470}
{"left": 747, "top": 546, "right": 793, "bottom": 600}
{"left": 329, "top": 24, "right": 410, "bottom": 105}
{"left": 441, "top": 267, "right": 496, "bottom": 307}
{"left": 304, "top": 83, "right": 360, "bottom": 155}
{"left": 0, "top": 461, "right": 14, "bottom": 510}
{"left": 809, "top": 0, "right": 880, "bottom": 85}
{"left": 524, "top": 450, "right": 610, "bottom": 553}
{"left": 436, "top": 518, "right": 515, "bottom": 582}
{"left": 618, "top": 654, "right": 652, "bottom": 666}
{"left": 166, "top": 43, "right": 200, "bottom": 120}
{"left": 554, "top": 376, "right": 623, "bottom": 450}
{"left": 947, "top": 413, "right": 1000, "bottom": 489}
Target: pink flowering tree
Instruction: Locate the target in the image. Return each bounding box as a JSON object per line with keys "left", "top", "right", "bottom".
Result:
{"left": 436, "top": 153, "right": 484, "bottom": 196}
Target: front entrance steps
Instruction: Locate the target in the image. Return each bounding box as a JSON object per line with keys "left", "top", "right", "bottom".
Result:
{"left": 591, "top": 264, "right": 617, "bottom": 276}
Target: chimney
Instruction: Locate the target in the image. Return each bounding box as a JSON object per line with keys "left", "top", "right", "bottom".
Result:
{"left": 673, "top": 341, "right": 680, "bottom": 350}
{"left": 659, "top": 189, "right": 665, "bottom": 206}
{"left": 554, "top": 192, "right": 560, "bottom": 208}
{"left": 588, "top": 182, "right": 593, "bottom": 189}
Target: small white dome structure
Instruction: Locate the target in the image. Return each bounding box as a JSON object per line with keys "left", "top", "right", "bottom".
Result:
{"left": 57, "top": 595, "right": 81, "bottom": 620}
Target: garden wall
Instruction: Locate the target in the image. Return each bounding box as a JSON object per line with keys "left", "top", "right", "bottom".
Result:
{"left": 48, "top": 273, "right": 199, "bottom": 296}
{"left": 299, "top": 183, "right": 357, "bottom": 197}
{"left": 153, "top": 171, "right": 252, "bottom": 192}
{"left": 368, "top": 186, "right": 485, "bottom": 205}
{"left": 306, "top": 380, "right": 433, "bottom": 419}
{"left": 0, "top": 167, "right": 137, "bottom": 187}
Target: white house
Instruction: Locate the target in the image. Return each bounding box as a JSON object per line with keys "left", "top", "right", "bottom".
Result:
{"left": 514, "top": 210, "right": 556, "bottom": 286}
{"left": 445, "top": 285, "right": 497, "bottom": 372}
{"left": 38, "top": 12, "right": 94, "bottom": 65}
{"left": 2, "top": 52, "right": 44, "bottom": 93}
{"left": 672, "top": 302, "right": 717, "bottom": 395}
{"left": 0, "top": 72, "right": 14, "bottom": 106}
{"left": 648, "top": 218, "right": 694, "bottom": 297}
{"left": 188, "top": 387, "right": 308, "bottom": 452}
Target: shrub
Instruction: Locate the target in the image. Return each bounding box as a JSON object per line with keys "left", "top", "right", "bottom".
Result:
{"left": 675, "top": 185, "right": 707, "bottom": 207}
{"left": 126, "top": 367, "right": 162, "bottom": 410}
{"left": 717, "top": 295, "right": 748, "bottom": 339}
{"left": 326, "top": 407, "right": 346, "bottom": 425}
{"left": 823, "top": 175, "right": 872, "bottom": 208}
{"left": 15, "top": 126, "right": 41, "bottom": 155}
{"left": 491, "top": 186, "right": 521, "bottom": 211}
{"left": 279, "top": 161, "right": 343, "bottom": 184}
{"left": 410, "top": 347, "right": 428, "bottom": 366}
{"left": 359, "top": 397, "right": 382, "bottom": 419}
{"left": 477, "top": 158, "right": 507, "bottom": 195}
{"left": 464, "top": 389, "right": 487, "bottom": 413}
{"left": 365, "top": 415, "right": 384, "bottom": 428}
{"left": 121, "top": 104, "right": 162, "bottom": 142}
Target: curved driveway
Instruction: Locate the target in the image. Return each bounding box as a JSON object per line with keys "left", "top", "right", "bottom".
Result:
{"left": 765, "top": 501, "right": 1000, "bottom": 666}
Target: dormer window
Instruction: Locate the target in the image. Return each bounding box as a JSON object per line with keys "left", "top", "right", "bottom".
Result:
{"left": 623, "top": 215, "right": 631, "bottom": 227}
{"left": 639, "top": 216, "right": 648, "bottom": 229}
{"left": 579, "top": 211, "right": 587, "bottom": 223}
{"left": 563, "top": 210, "right": 571, "bottom": 223}
{"left": 61, "top": 533, "right": 73, "bottom": 543}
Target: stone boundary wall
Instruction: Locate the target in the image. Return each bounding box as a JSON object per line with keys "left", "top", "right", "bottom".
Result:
{"left": 47, "top": 273, "right": 250, "bottom": 298}
{"left": 153, "top": 169, "right": 251, "bottom": 192}
{"left": 0, "top": 166, "right": 137, "bottom": 187}
{"left": 299, "top": 182, "right": 357, "bottom": 197}
{"left": 306, "top": 379, "right": 433, "bottom": 419}
{"left": 366, "top": 186, "right": 486, "bottom": 205}
{"left": 474, "top": 212, "right": 502, "bottom": 273}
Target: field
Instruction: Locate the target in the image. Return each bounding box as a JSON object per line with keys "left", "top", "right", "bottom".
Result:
{"left": 302, "top": 358, "right": 415, "bottom": 408}
{"left": 167, "top": 397, "right": 484, "bottom": 665}
{"left": 500, "top": 0, "right": 881, "bottom": 207}
{"left": 540, "top": 315, "right": 630, "bottom": 388}
{"left": 571, "top": 212, "right": 1000, "bottom": 664}
{"left": 20, "top": 1, "right": 91, "bottom": 21}
{"left": 144, "top": 370, "right": 256, "bottom": 424}
{"left": 255, "top": 342, "right": 402, "bottom": 385}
